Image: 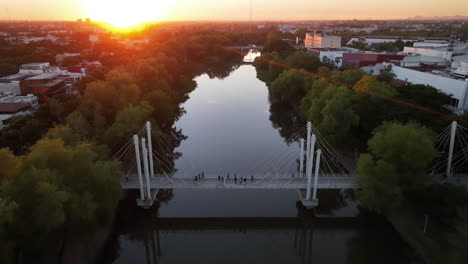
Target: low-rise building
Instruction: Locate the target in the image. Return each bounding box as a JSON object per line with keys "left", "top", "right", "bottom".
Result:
{"left": 19, "top": 63, "right": 53, "bottom": 75}
{"left": 66, "top": 61, "right": 102, "bottom": 76}
{"left": 346, "top": 36, "right": 450, "bottom": 46}
{"left": 0, "top": 103, "right": 33, "bottom": 129}
{"left": 20, "top": 73, "right": 66, "bottom": 101}
{"left": 0, "top": 74, "right": 29, "bottom": 95}
{"left": 342, "top": 53, "right": 406, "bottom": 67}
{"left": 305, "top": 32, "right": 341, "bottom": 49}
{"left": 55, "top": 53, "right": 81, "bottom": 64}
{"left": 0, "top": 93, "right": 38, "bottom": 130}
{"left": 387, "top": 63, "right": 468, "bottom": 113}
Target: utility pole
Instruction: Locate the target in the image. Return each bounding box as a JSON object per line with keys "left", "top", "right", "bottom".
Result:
{"left": 133, "top": 135, "right": 145, "bottom": 200}
{"left": 249, "top": 0, "right": 252, "bottom": 35}
{"left": 447, "top": 121, "right": 457, "bottom": 177}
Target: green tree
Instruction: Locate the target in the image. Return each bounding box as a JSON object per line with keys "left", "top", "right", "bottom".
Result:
{"left": 357, "top": 122, "right": 437, "bottom": 210}
{"left": 306, "top": 85, "right": 359, "bottom": 146}
{"left": 263, "top": 32, "right": 295, "bottom": 57}
{"left": 104, "top": 102, "right": 154, "bottom": 148}
{"left": 285, "top": 51, "right": 323, "bottom": 73}
{"left": 269, "top": 70, "right": 312, "bottom": 104}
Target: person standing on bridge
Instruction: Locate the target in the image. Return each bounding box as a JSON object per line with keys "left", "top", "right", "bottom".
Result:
{"left": 218, "top": 175, "right": 220, "bottom": 180}
{"left": 251, "top": 175, "right": 253, "bottom": 181}
{"left": 202, "top": 172, "right": 205, "bottom": 179}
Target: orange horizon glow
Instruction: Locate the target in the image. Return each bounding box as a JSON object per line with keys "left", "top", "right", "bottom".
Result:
{"left": 83, "top": 0, "right": 169, "bottom": 29}
{"left": 1, "top": 0, "right": 468, "bottom": 25}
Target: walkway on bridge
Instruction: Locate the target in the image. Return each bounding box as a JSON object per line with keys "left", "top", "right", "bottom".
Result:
{"left": 122, "top": 174, "right": 357, "bottom": 190}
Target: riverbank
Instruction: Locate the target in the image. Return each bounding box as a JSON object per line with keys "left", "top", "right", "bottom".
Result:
{"left": 386, "top": 208, "right": 444, "bottom": 264}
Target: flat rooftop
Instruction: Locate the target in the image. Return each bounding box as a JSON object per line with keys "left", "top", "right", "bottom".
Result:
{"left": 0, "top": 74, "right": 28, "bottom": 82}
{"left": 0, "top": 103, "right": 30, "bottom": 114}
{"left": 20, "top": 62, "right": 49, "bottom": 67}
{"left": 26, "top": 72, "right": 58, "bottom": 80}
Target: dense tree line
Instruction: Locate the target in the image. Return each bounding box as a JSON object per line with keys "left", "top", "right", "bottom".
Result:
{"left": 253, "top": 40, "right": 467, "bottom": 263}
{"left": 0, "top": 29, "right": 242, "bottom": 263}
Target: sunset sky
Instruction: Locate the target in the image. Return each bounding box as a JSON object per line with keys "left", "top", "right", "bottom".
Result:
{"left": 1, "top": 0, "right": 467, "bottom": 22}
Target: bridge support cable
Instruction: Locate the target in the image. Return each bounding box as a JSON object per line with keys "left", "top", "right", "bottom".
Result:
{"left": 151, "top": 128, "right": 192, "bottom": 177}
{"left": 133, "top": 135, "right": 145, "bottom": 200}
{"left": 152, "top": 131, "right": 180, "bottom": 174}
{"left": 311, "top": 127, "right": 355, "bottom": 175}
{"left": 244, "top": 126, "right": 306, "bottom": 178}
{"left": 151, "top": 153, "right": 174, "bottom": 184}
{"left": 427, "top": 124, "right": 454, "bottom": 175}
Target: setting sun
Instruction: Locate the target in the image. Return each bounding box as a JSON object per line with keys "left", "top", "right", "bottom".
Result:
{"left": 84, "top": 0, "right": 169, "bottom": 28}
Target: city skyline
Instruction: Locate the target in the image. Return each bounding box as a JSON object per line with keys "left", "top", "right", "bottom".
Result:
{"left": 1, "top": 0, "right": 467, "bottom": 23}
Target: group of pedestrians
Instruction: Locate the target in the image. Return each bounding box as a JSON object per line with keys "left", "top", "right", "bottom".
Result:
{"left": 193, "top": 172, "right": 256, "bottom": 184}
{"left": 193, "top": 172, "right": 205, "bottom": 182}
{"left": 217, "top": 173, "right": 254, "bottom": 184}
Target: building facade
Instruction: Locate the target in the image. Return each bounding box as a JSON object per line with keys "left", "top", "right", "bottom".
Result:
{"left": 305, "top": 32, "right": 341, "bottom": 49}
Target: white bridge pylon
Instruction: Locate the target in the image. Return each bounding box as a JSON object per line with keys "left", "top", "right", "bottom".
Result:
{"left": 132, "top": 121, "right": 158, "bottom": 208}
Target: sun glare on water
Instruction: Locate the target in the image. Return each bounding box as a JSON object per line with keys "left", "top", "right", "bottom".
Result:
{"left": 84, "top": 0, "right": 169, "bottom": 29}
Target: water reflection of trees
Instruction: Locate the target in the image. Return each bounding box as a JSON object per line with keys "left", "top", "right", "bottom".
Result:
{"left": 269, "top": 99, "right": 306, "bottom": 144}
{"left": 345, "top": 209, "right": 414, "bottom": 264}
{"left": 100, "top": 190, "right": 171, "bottom": 264}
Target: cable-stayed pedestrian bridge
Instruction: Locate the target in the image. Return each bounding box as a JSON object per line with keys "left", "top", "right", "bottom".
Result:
{"left": 115, "top": 120, "right": 466, "bottom": 209}
{"left": 115, "top": 121, "right": 358, "bottom": 208}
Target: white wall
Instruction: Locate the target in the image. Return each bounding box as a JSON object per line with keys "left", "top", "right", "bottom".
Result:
{"left": 0, "top": 82, "right": 21, "bottom": 95}
{"left": 319, "top": 51, "right": 345, "bottom": 67}
{"left": 403, "top": 47, "right": 452, "bottom": 61}
{"left": 391, "top": 65, "right": 468, "bottom": 110}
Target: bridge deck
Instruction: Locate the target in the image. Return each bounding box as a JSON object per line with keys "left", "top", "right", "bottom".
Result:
{"left": 122, "top": 174, "right": 357, "bottom": 190}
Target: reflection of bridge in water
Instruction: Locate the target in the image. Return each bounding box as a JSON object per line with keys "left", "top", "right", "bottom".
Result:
{"left": 132, "top": 202, "right": 359, "bottom": 264}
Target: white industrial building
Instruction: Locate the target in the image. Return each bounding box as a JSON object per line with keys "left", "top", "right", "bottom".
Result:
{"left": 19, "top": 63, "right": 54, "bottom": 75}
{"left": 346, "top": 36, "right": 449, "bottom": 46}
{"left": 386, "top": 63, "right": 468, "bottom": 112}
{"left": 0, "top": 74, "right": 29, "bottom": 95}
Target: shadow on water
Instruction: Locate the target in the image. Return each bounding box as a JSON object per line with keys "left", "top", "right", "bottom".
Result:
{"left": 100, "top": 191, "right": 413, "bottom": 264}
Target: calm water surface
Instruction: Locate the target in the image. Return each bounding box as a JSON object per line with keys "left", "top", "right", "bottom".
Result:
{"left": 103, "top": 53, "right": 413, "bottom": 264}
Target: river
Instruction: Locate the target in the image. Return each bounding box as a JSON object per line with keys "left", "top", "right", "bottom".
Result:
{"left": 102, "top": 51, "right": 414, "bottom": 264}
